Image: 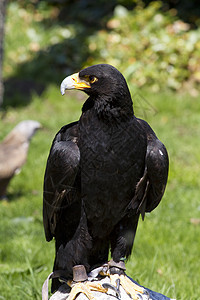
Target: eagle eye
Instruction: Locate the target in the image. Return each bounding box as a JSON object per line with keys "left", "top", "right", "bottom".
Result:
{"left": 89, "top": 76, "right": 98, "bottom": 84}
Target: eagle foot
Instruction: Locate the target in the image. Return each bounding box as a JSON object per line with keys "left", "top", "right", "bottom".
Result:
{"left": 106, "top": 274, "right": 150, "bottom": 300}
{"left": 119, "top": 274, "right": 149, "bottom": 300}
{"left": 103, "top": 260, "right": 149, "bottom": 300}
{"left": 67, "top": 281, "right": 108, "bottom": 300}
{"left": 65, "top": 265, "right": 108, "bottom": 300}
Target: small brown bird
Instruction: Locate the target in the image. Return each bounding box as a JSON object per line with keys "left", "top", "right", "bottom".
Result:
{"left": 0, "top": 120, "right": 41, "bottom": 198}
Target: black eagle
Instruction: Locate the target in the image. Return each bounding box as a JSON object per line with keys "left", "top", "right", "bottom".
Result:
{"left": 43, "top": 64, "right": 169, "bottom": 292}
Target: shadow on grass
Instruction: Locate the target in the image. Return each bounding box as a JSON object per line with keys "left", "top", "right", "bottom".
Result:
{"left": 5, "top": 190, "right": 25, "bottom": 202}
{"left": 3, "top": 0, "right": 200, "bottom": 109}
{"left": 2, "top": 0, "right": 118, "bottom": 109}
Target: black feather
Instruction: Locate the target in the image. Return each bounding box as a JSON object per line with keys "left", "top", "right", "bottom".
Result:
{"left": 43, "top": 64, "right": 169, "bottom": 292}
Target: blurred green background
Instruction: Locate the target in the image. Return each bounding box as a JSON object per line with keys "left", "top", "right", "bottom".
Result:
{"left": 0, "top": 1, "right": 200, "bottom": 299}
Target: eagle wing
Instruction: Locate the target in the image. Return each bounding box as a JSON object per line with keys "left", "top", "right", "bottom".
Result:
{"left": 134, "top": 118, "right": 169, "bottom": 218}
{"left": 43, "top": 122, "right": 80, "bottom": 242}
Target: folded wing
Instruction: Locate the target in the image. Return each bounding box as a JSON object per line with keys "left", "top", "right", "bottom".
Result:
{"left": 43, "top": 122, "right": 81, "bottom": 242}
{"left": 134, "top": 118, "right": 169, "bottom": 218}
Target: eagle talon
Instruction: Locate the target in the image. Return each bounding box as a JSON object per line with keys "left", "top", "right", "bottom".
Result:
{"left": 143, "top": 290, "right": 150, "bottom": 296}
{"left": 116, "top": 278, "right": 120, "bottom": 292}
{"left": 136, "top": 291, "right": 150, "bottom": 300}
{"left": 102, "top": 282, "right": 121, "bottom": 299}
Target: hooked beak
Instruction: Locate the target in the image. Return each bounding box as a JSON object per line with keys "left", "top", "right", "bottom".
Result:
{"left": 60, "top": 72, "right": 91, "bottom": 95}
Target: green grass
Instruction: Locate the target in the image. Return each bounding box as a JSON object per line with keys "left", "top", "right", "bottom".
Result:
{"left": 1, "top": 2, "right": 200, "bottom": 299}
{"left": 0, "top": 87, "right": 200, "bottom": 300}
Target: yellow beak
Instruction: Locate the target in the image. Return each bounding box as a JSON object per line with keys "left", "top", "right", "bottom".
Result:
{"left": 60, "top": 72, "right": 91, "bottom": 95}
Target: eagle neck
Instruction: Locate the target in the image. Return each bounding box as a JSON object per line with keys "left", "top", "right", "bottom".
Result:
{"left": 82, "top": 94, "right": 134, "bottom": 123}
